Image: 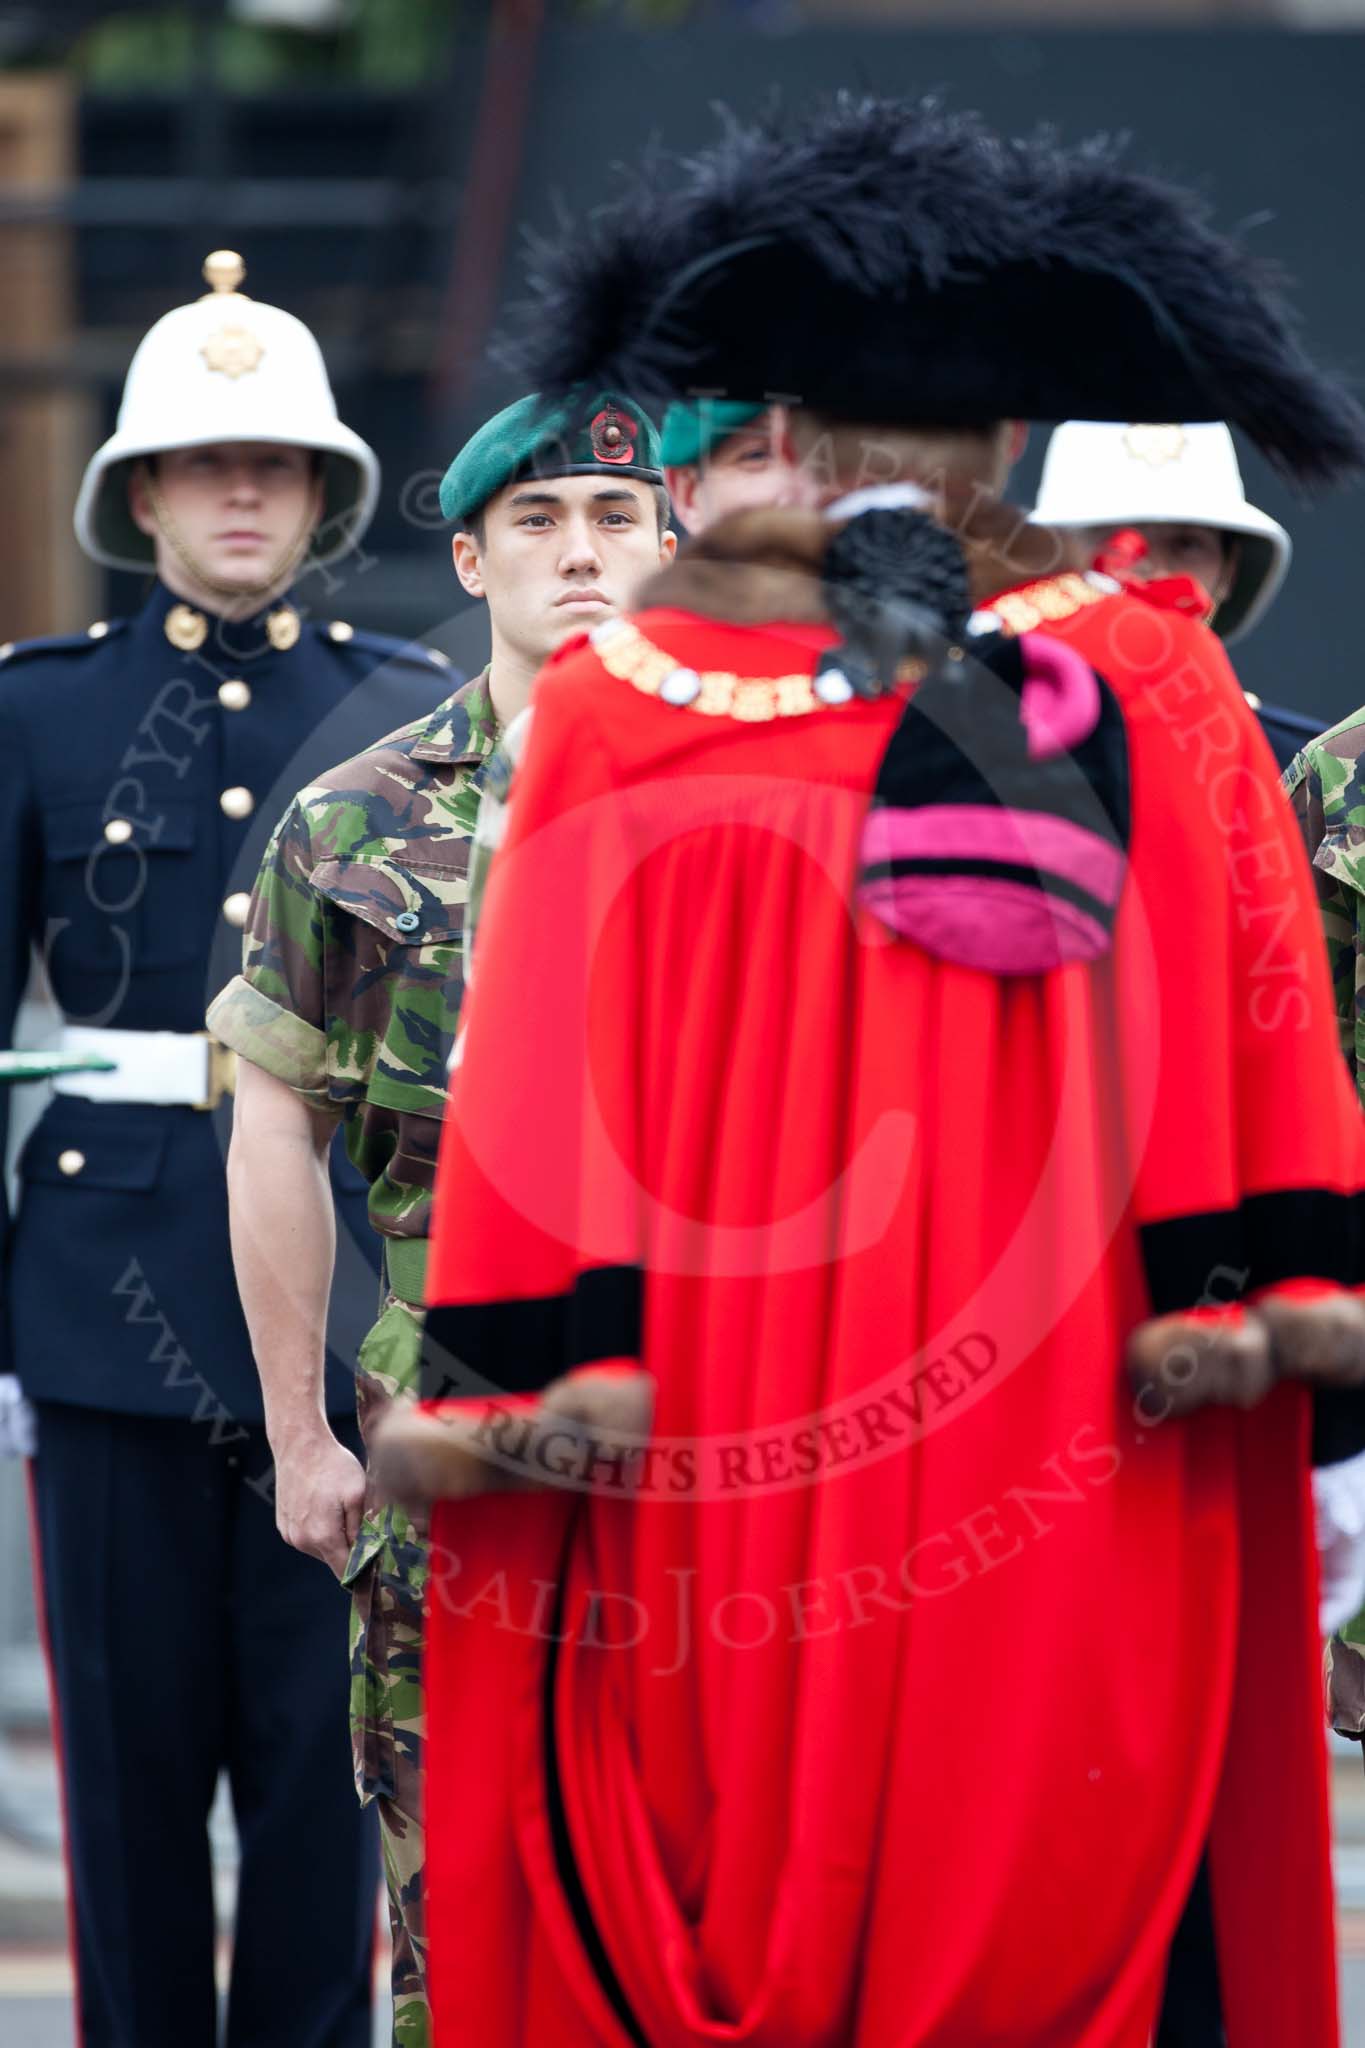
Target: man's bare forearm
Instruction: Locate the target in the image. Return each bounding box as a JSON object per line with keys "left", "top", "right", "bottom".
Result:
{"left": 227, "top": 1057, "right": 365, "bottom": 1575}
{"left": 227, "top": 1056, "right": 340, "bottom": 1447}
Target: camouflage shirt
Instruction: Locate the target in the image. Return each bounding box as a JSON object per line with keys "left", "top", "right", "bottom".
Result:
{"left": 1285, "top": 709, "right": 1365, "bottom": 1105}
{"left": 209, "top": 672, "right": 498, "bottom": 1254}
{"left": 461, "top": 703, "right": 532, "bottom": 983}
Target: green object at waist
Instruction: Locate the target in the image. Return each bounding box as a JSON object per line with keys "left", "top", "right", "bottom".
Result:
{"left": 0, "top": 1050, "right": 117, "bottom": 1085}
{"left": 384, "top": 1235, "right": 429, "bottom": 1306}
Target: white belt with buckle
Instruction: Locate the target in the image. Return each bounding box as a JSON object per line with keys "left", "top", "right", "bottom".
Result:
{"left": 53, "top": 1026, "right": 237, "bottom": 1110}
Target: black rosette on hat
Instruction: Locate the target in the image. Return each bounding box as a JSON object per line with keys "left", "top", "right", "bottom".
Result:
{"left": 514, "top": 95, "right": 1365, "bottom": 487}
{"left": 818, "top": 507, "right": 972, "bottom": 697}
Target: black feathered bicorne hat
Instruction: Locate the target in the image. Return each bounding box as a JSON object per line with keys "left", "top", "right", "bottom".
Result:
{"left": 517, "top": 96, "right": 1365, "bottom": 486}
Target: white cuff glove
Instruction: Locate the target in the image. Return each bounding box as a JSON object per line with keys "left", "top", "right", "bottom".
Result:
{"left": 1313, "top": 1447, "right": 1365, "bottom": 1633}
{"left": 0, "top": 1375, "right": 36, "bottom": 1459}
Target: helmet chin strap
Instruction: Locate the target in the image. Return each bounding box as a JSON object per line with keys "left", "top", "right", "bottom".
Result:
{"left": 141, "top": 465, "right": 317, "bottom": 608}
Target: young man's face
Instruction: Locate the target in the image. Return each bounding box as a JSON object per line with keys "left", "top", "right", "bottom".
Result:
{"left": 453, "top": 474, "right": 676, "bottom": 668}
{"left": 666, "top": 409, "right": 821, "bottom": 534}
{"left": 129, "top": 442, "right": 323, "bottom": 596}
{"left": 1087, "top": 522, "right": 1236, "bottom": 607}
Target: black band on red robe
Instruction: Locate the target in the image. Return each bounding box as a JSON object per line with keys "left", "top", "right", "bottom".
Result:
{"left": 859, "top": 852, "right": 1116, "bottom": 927}
{"left": 1157, "top": 1854, "right": 1226, "bottom": 2045}
{"left": 420, "top": 1263, "right": 643, "bottom": 1401}
{"left": 1139, "top": 1188, "right": 1365, "bottom": 1315}
{"left": 540, "top": 1558, "right": 651, "bottom": 2048}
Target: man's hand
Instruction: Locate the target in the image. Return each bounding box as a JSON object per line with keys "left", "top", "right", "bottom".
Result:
{"left": 272, "top": 1429, "right": 367, "bottom": 1578}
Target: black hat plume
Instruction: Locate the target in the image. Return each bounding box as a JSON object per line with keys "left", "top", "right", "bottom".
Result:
{"left": 515, "top": 96, "right": 1365, "bottom": 487}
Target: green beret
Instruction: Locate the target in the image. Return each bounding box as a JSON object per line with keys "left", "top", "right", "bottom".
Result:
{"left": 659, "top": 399, "right": 766, "bottom": 469}
{"left": 440, "top": 390, "right": 663, "bottom": 526}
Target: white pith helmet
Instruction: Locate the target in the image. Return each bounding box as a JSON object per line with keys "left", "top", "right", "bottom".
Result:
{"left": 1032, "top": 421, "right": 1291, "bottom": 644}
{"left": 73, "top": 250, "right": 380, "bottom": 573}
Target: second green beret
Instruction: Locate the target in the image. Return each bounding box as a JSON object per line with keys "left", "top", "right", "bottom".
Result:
{"left": 658, "top": 399, "right": 765, "bottom": 469}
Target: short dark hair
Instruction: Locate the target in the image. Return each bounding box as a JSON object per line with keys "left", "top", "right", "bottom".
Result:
{"left": 461, "top": 479, "right": 671, "bottom": 549}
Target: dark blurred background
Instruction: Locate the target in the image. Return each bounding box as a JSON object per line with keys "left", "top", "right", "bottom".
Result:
{"left": 1, "top": 0, "right": 1363, "bottom": 715}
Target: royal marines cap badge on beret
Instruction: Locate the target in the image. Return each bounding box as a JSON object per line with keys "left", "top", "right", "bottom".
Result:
{"left": 439, "top": 389, "right": 664, "bottom": 527}
{"left": 590, "top": 404, "right": 635, "bottom": 463}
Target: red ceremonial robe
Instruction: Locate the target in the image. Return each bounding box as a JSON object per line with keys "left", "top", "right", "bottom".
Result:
{"left": 421, "top": 571, "right": 1361, "bottom": 2048}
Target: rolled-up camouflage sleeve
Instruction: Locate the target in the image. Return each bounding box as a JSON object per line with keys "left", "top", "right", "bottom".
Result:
{"left": 1286, "top": 741, "right": 1362, "bottom": 1098}
{"left": 207, "top": 796, "right": 330, "bottom": 1102}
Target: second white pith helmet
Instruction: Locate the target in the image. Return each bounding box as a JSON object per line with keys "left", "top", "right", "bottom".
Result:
{"left": 73, "top": 250, "right": 379, "bottom": 573}
{"left": 1032, "top": 421, "right": 1291, "bottom": 644}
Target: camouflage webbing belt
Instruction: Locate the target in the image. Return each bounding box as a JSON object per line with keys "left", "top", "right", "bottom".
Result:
{"left": 384, "top": 1235, "right": 430, "bottom": 1308}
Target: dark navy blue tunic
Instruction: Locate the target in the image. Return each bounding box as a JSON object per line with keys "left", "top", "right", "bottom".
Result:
{"left": 0, "top": 579, "right": 451, "bottom": 1420}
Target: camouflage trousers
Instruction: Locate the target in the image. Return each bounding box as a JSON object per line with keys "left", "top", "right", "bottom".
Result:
{"left": 345, "top": 1297, "right": 430, "bottom": 2048}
